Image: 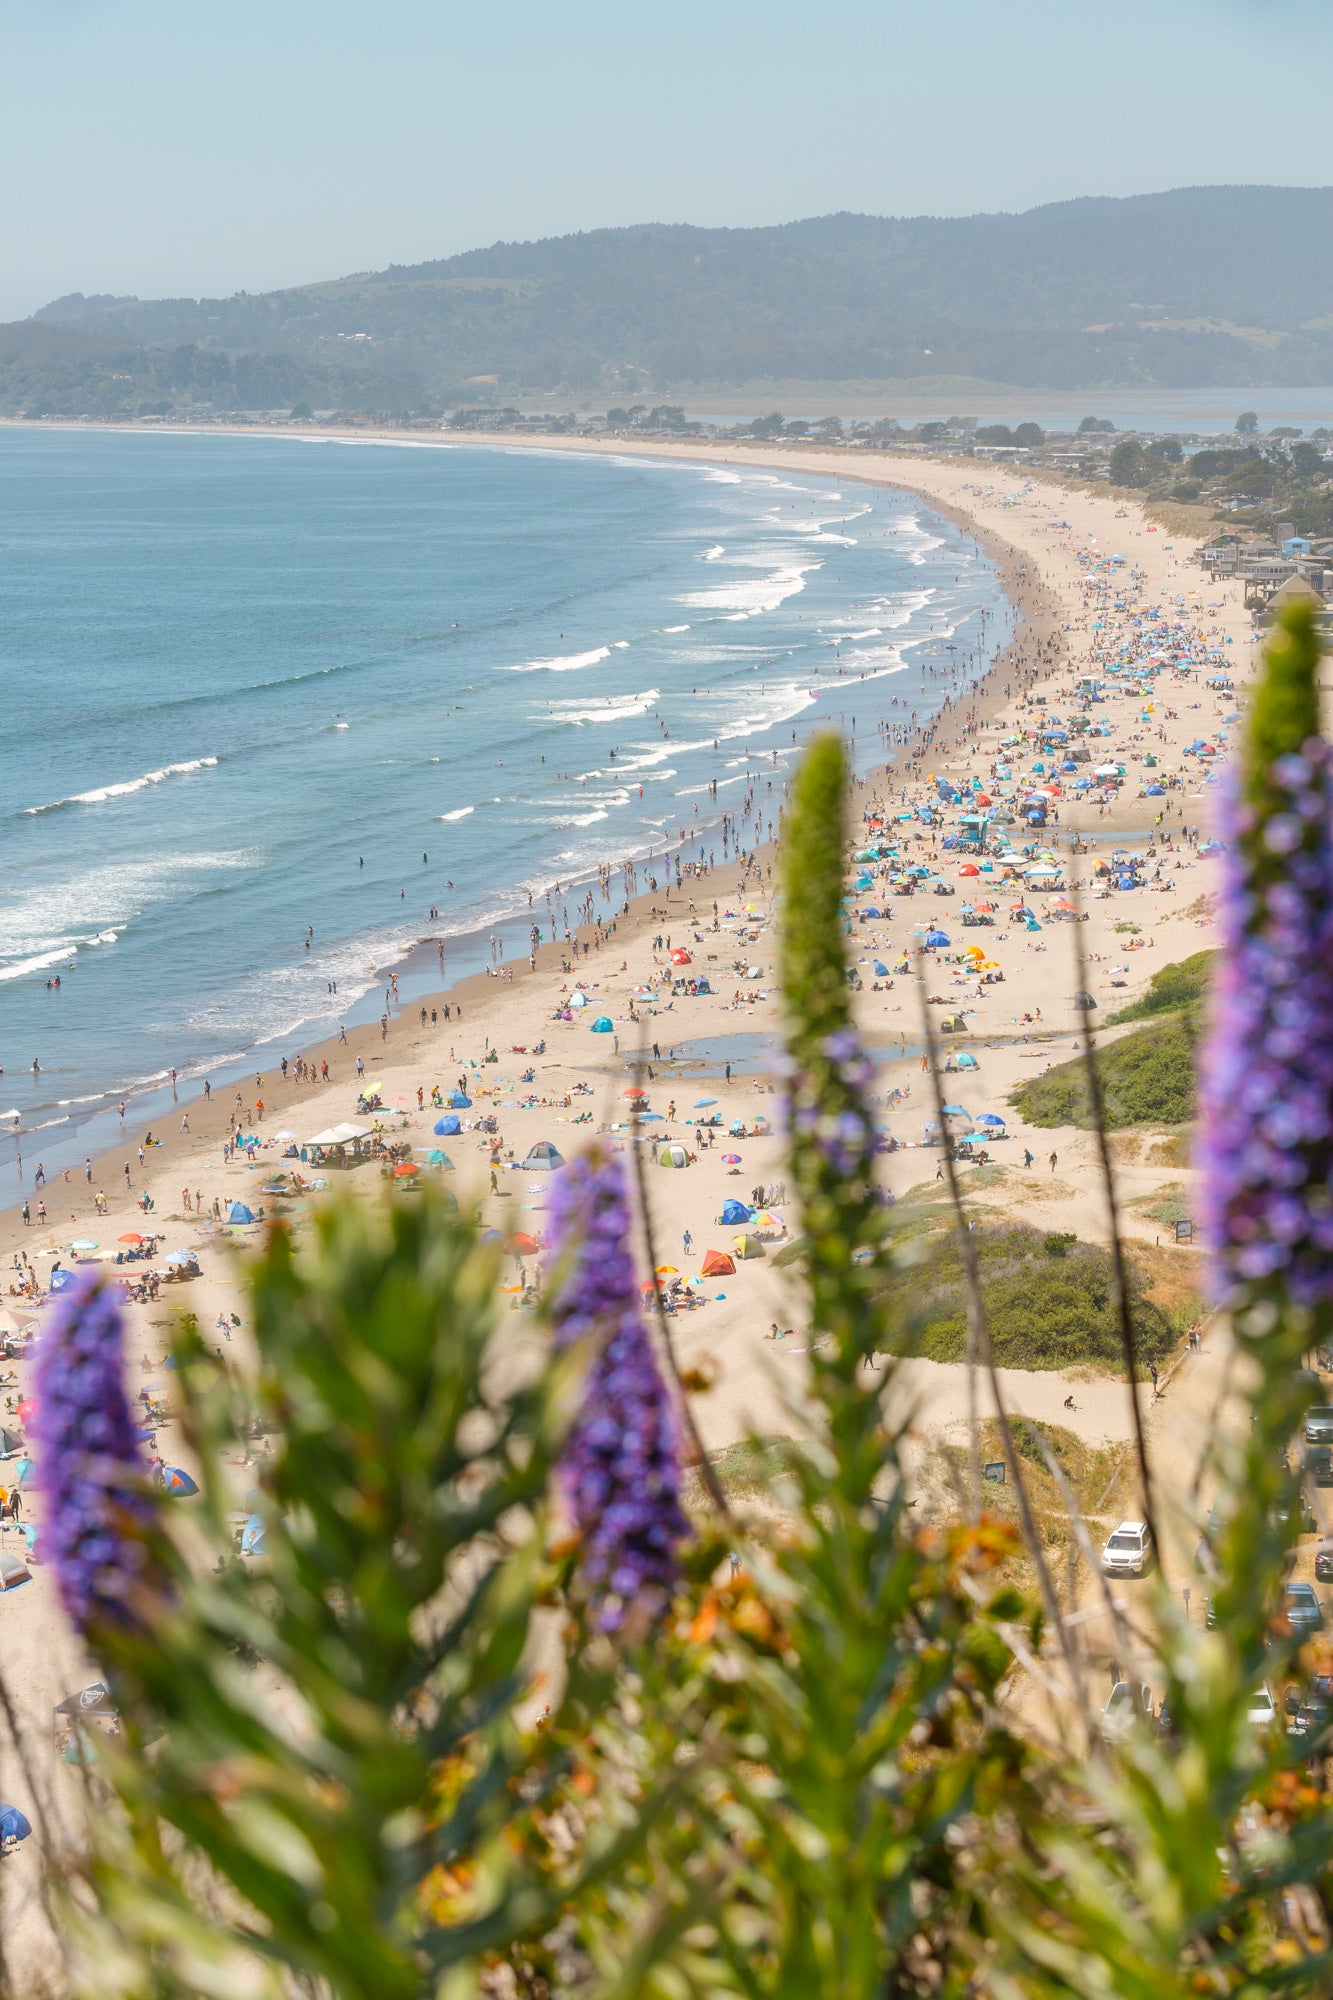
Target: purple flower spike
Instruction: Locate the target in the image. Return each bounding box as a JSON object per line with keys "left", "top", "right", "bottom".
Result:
{"left": 33, "top": 1270, "right": 156, "bottom": 1638}
{"left": 547, "top": 1146, "right": 688, "bottom": 1628}
{"left": 1198, "top": 729, "right": 1333, "bottom": 1313}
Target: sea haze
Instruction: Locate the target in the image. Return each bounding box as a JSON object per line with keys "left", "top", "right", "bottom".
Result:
{"left": 0, "top": 428, "right": 1011, "bottom": 1170}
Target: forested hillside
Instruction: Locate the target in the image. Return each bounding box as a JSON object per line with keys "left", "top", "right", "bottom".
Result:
{"left": 32, "top": 187, "right": 1333, "bottom": 396}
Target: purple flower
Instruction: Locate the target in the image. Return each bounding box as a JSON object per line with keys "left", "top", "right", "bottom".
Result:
{"left": 1197, "top": 736, "right": 1333, "bottom": 1310}
{"left": 781, "top": 1027, "right": 879, "bottom": 1184}
{"left": 547, "top": 1146, "right": 688, "bottom": 1628}
{"left": 33, "top": 1270, "right": 157, "bottom": 1638}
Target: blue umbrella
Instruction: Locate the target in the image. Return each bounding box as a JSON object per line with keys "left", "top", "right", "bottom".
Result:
{"left": 436, "top": 1114, "right": 461, "bottom": 1136}
{"left": 926, "top": 930, "right": 951, "bottom": 947}
{"left": 0, "top": 1807, "right": 31, "bottom": 1843}
{"left": 977, "top": 1112, "right": 1006, "bottom": 1127}
{"left": 694, "top": 1097, "right": 717, "bottom": 1108}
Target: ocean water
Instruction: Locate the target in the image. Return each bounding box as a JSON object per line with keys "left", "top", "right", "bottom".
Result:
{"left": 0, "top": 427, "right": 1010, "bottom": 1184}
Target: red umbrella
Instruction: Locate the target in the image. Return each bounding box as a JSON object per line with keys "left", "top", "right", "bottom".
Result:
{"left": 722, "top": 1152, "right": 742, "bottom": 1164}
{"left": 622, "top": 1087, "right": 647, "bottom": 1100}
{"left": 15, "top": 1400, "right": 35, "bottom": 1425}
{"left": 509, "top": 1232, "right": 539, "bottom": 1256}
{"left": 117, "top": 1232, "right": 146, "bottom": 1245}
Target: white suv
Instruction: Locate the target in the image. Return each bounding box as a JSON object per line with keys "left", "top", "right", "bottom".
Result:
{"left": 1101, "top": 1520, "right": 1154, "bottom": 1577}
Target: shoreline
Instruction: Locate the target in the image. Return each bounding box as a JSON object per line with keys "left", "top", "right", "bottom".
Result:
{"left": 2, "top": 429, "right": 1039, "bottom": 1212}
{"left": 0, "top": 424, "right": 1242, "bottom": 1245}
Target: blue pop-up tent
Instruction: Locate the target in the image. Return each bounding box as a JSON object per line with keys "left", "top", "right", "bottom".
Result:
{"left": 448, "top": 1091, "right": 471, "bottom": 1109}
{"left": 227, "top": 1202, "right": 256, "bottom": 1225}
{"left": 719, "top": 1198, "right": 752, "bottom": 1226}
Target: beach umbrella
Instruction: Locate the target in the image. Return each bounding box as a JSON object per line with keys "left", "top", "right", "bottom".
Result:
{"left": 270, "top": 1130, "right": 297, "bottom": 1142}
{"left": 670, "top": 949, "right": 692, "bottom": 965}
{"left": 977, "top": 1112, "right": 1006, "bottom": 1127}
{"left": 958, "top": 864, "right": 980, "bottom": 878}
{"left": 510, "top": 1232, "right": 539, "bottom": 1255}
{"left": 116, "top": 1233, "right": 146, "bottom": 1245}
{"left": 425, "top": 1149, "right": 454, "bottom": 1167}
{"left": 656, "top": 1264, "right": 678, "bottom": 1276}
{"left": 590, "top": 1017, "right": 613, "bottom": 1032}
{"left": 622, "top": 1087, "right": 647, "bottom": 1101}
{"left": 69, "top": 1240, "right": 98, "bottom": 1252}
{"left": 161, "top": 1467, "right": 199, "bottom": 1497}
{"left": 722, "top": 1152, "right": 742, "bottom": 1165}
{"left": 694, "top": 1097, "right": 717, "bottom": 1108}
{"left": 925, "top": 930, "right": 951, "bottom": 948}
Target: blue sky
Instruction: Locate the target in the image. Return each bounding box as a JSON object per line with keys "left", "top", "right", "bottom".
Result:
{"left": 3, "top": 0, "right": 1331, "bottom": 319}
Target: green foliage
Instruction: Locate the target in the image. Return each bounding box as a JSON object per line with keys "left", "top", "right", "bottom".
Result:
{"left": 1107, "top": 947, "right": 1217, "bottom": 1022}
{"left": 881, "top": 1222, "right": 1177, "bottom": 1370}
{"left": 1010, "top": 1010, "right": 1200, "bottom": 1127}
{"left": 59, "top": 1195, "right": 580, "bottom": 1999}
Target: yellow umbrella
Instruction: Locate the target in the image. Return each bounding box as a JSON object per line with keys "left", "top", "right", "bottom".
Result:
{"left": 656, "top": 1264, "right": 679, "bottom": 1275}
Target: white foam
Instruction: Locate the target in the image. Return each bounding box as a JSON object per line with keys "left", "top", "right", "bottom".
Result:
{"left": 541, "top": 688, "right": 660, "bottom": 723}
{"left": 23, "top": 756, "right": 219, "bottom": 813}
{"left": 0, "top": 948, "right": 71, "bottom": 984}
{"left": 437, "top": 807, "right": 474, "bottom": 822}
{"left": 702, "top": 545, "right": 725, "bottom": 561}
{"left": 612, "top": 640, "right": 631, "bottom": 650}
{"left": 663, "top": 624, "right": 691, "bottom": 633}
{"left": 498, "top": 646, "right": 611, "bottom": 674}
{"left": 679, "top": 555, "right": 821, "bottom": 618}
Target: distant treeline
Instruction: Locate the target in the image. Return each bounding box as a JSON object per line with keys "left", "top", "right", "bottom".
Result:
{"left": 0, "top": 321, "right": 419, "bottom": 418}
{"left": 32, "top": 188, "right": 1333, "bottom": 395}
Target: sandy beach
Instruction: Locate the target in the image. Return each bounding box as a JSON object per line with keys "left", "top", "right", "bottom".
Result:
{"left": 0, "top": 432, "right": 1253, "bottom": 1970}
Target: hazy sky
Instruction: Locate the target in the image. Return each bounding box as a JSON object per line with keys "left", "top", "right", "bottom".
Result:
{"left": 4, "top": 0, "right": 1331, "bottom": 320}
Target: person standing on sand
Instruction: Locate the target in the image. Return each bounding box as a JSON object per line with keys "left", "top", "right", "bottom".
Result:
{"left": 1049, "top": 1152, "right": 1058, "bottom": 1173}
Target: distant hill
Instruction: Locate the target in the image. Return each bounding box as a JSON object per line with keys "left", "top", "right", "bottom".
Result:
{"left": 0, "top": 319, "right": 419, "bottom": 419}
{"left": 33, "top": 188, "right": 1333, "bottom": 397}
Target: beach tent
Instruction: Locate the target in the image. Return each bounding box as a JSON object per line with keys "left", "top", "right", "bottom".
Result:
{"left": 240, "top": 1513, "right": 267, "bottom": 1558}
{"left": 670, "top": 949, "right": 692, "bottom": 965}
{"left": 305, "top": 1122, "right": 372, "bottom": 1150}
{"left": 590, "top": 1017, "right": 613, "bottom": 1032}
{"left": 435, "top": 1115, "right": 462, "bottom": 1137}
{"left": 658, "top": 1143, "right": 690, "bottom": 1169}
{"left": 521, "top": 1141, "right": 564, "bottom": 1171}
{"left": 161, "top": 1467, "right": 199, "bottom": 1496}
{"left": 0, "top": 1553, "right": 29, "bottom": 1591}
{"left": 425, "top": 1149, "right": 454, "bottom": 1168}
{"left": 719, "top": 1198, "right": 752, "bottom": 1226}
{"left": 733, "top": 1234, "right": 765, "bottom": 1260}
{"left": 226, "top": 1203, "right": 256, "bottom": 1225}
{"left": 0, "top": 1805, "right": 31, "bottom": 1843}
{"left": 448, "top": 1091, "right": 472, "bottom": 1109}
{"left": 569, "top": 991, "right": 589, "bottom": 1009}
{"left": 955, "top": 1052, "right": 979, "bottom": 1070}
{"left": 873, "top": 962, "right": 891, "bottom": 977}
{"left": 48, "top": 1269, "right": 75, "bottom": 1293}
{"left": 700, "top": 1250, "right": 736, "bottom": 1278}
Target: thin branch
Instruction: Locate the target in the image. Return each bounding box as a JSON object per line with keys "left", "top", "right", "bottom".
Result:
{"left": 627, "top": 1046, "right": 734, "bottom": 1526}
{"left": 916, "top": 953, "right": 1088, "bottom": 1722}
{"left": 1065, "top": 876, "right": 1159, "bottom": 1548}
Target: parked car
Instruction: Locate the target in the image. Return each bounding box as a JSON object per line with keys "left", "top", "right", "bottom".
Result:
{"left": 1314, "top": 1539, "right": 1333, "bottom": 1582}
{"left": 1304, "top": 1405, "right": 1333, "bottom": 1445}
{"left": 1100, "top": 1681, "right": 1154, "bottom": 1744}
{"left": 1281, "top": 1582, "right": 1325, "bottom": 1637}
{"left": 1246, "top": 1685, "right": 1277, "bottom": 1732}
{"left": 1101, "top": 1520, "right": 1155, "bottom": 1578}
{"left": 1304, "top": 1444, "right": 1333, "bottom": 1486}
